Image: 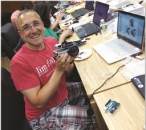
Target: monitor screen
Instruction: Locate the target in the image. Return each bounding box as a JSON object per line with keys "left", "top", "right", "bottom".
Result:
{"left": 93, "top": 2, "right": 109, "bottom": 25}
{"left": 85, "top": 1, "right": 94, "bottom": 10}
{"left": 117, "top": 11, "right": 145, "bottom": 49}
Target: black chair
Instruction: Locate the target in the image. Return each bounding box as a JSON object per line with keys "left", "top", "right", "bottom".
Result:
{"left": 1, "top": 67, "right": 32, "bottom": 130}
{"left": 1, "top": 23, "right": 25, "bottom": 60}
{"left": 1, "top": 12, "right": 11, "bottom": 26}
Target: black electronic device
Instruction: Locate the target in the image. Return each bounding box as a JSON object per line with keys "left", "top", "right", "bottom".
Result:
{"left": 74, "top": 1, "right": 109, "bottom": 38}
{"left": 131, "top": 74, "right": 145, "bottom": 99}
{"left": 71, "top": 1, "right": 94, "bottom": 18}
{"left": 53, "top": 41, "right": 80, "bottom": 60}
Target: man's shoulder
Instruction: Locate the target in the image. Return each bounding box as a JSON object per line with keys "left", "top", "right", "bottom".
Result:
{"left": 44, "top": 36, "right": 57, "bottom": 41}
{"left": 44, "top": 37, "right": 59, "bottom": 44}
{"left": 11, "top": 45, "right": 27, "bottom": 65}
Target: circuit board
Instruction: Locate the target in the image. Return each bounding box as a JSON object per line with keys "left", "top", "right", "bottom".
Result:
{"left": 103, "top": 99, "right": 120, "bottom": 115}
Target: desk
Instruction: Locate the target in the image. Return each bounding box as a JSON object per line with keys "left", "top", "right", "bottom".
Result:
{"left": 59, "top": 2, "right": 145, "bottom": 129}
{"left": 65, "top": 9, "right": 145, "bottom": 97}
{"left": 69, "top": 33, "right": 132, "bottom": 97}
{"left": 93, "top": 82, "right": 145, "bottom": 130}
{"left": 69, "top": 32, "right": 145, "bottom": 130}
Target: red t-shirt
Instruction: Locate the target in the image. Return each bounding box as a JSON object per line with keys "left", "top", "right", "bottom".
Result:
{"left": 10, "top": 37, "right": 68, "bottom": 120}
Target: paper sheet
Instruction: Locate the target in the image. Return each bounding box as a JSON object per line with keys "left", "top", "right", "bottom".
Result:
{"left": 119, "top": 57, "right": 145, "bottom": 79}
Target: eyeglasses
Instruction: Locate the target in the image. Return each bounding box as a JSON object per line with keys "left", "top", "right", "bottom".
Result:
{"left": 18, "top": 21, "right": 42, "bottom": 32}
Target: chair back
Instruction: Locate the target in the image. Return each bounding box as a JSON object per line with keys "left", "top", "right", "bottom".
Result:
{"left": 1, "top": 23, "right": 25, "bottom": 60}
{"left": 1, "top": 67, "right": 32, "bottom": 130}
{"left": 1, "top": 12, "right": 11, "bottom": 26}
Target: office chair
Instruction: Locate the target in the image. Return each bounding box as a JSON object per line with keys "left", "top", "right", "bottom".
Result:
{"left": 1, "top": 12, "right": 11, "bottom": 26}
{"left": 1, "top": 67, "right": 32, "bottom": 130}
{"left": 1, "top": 23, "right": 25, "bottom": 60}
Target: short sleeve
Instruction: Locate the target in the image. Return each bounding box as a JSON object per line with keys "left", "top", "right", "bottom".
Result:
{"left": 10, "top": 62, "right": 40, "bottom": 91}
{"left": 44, "top": 36, "right": 59, "bottom": 47}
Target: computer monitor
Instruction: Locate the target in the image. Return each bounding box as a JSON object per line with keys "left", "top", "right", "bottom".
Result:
{"left": 93, "top": 1, "right": 109, "bottom": 25}
{"left": 85, "top": 1, "right": 94, "bottom": 10}
{"left": 117, "top": 11, "right": 145, "bottom": 50}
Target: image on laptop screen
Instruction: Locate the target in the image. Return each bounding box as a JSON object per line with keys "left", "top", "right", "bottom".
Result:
{"left": 117, "top": 11, "right": 145, "bottom": 50}
{"left": 85, "top": 1, "right": 94, "bottom": 10}
{"left": 93, "top": 2, "right": 109, "bottom": 25}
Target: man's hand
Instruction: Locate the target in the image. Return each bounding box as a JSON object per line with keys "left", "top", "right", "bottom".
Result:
{"left": 56, "top": 12, "right": 64, "bottom": 22}
{"left": 55, "top": 53, "right": 74, "bottom": 73}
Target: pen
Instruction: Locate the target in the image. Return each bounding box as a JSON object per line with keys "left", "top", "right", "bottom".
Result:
{"left": 125, "top": 4, "right": 133, "bottom": 7}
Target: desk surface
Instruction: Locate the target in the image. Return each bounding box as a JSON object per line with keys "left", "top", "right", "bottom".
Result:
{"left": 61, "top": 1, "right": 145, "bottom": 129}
{"left": 93, "top": 82, "right": 145, "bottom": 130}
{"left": 65, "top": 10, "right": 145, "bottom": 97}
{"left": 68, "top": 33, "right": 133, "bottom": 97}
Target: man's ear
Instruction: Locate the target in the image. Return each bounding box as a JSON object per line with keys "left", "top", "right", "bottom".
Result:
{"left": 42, "top": 22, "right": 44, "bottom": 27}
{"left": 18, "top": 31, "right": 22, "bottom": 36}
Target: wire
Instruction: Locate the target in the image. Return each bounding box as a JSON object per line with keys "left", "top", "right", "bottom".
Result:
{"left": 89, "top": 64, "right": 125, "bottom": 101}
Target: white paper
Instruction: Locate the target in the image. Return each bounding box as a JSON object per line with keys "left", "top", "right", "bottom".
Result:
{"left": 120, "top": 58, "right": 145, "bottom": 79}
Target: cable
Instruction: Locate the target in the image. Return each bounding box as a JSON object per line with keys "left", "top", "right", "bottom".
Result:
{"left": 89, "top": 64, "right": 125, "bottom": 101}
{"left": 87, "top": 57, "right": 133, "bottom": 117}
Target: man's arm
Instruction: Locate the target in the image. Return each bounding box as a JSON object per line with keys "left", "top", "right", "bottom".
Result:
{"left": 21, "top": 53, "right": 73, "bottom": 109}
{"left": 21, "top": 69, "right": 63, "bottom": 109}
{"left": 50, "top": 12, "right": 64, "bottom": 31}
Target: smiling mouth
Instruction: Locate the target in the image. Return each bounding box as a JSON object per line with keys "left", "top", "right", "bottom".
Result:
{"left": 31, "top": 34, "right": 40, "bottom": 39}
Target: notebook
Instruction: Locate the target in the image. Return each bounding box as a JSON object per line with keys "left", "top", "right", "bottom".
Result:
{"left": 131, "top": 75, "right": 145, "bottom": 99}
{"left": 71, "top": 1, "right": 94, "bottom": 18}
{"left": 93, "top": 10, "right": 145, "bottom": 64}
{"left": 74, "top": 1, "right": 109, "bottom": 38}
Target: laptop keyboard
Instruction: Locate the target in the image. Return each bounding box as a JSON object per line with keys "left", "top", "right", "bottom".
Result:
{"left": 77, "top": 9, "right": 90, "bottom": 15}
{"left": 82, "top": 23, "right": 100, "bottom": 35}
{"left": 104, "top": 39, "right": 138, "bottom": 56}
{"left": 76, "top": 28, "right": 84, "bottom": 33}
{"left": 72, "top": 8, "right": 90, "bottom": 17}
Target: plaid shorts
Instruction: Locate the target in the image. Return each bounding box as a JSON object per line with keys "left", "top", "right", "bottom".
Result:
{"left": 29, "top": 82, "right": 98, "bottom": 130}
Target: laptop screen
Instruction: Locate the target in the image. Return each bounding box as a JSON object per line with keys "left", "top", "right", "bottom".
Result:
{"left": 117, "top": 11, "right": 145, "bottom": 50}
{"left": 93, "top": 1, "right": 109, "bottom": 25}
{"left": 85, "top": 1, "right": 94, "bottom": 10}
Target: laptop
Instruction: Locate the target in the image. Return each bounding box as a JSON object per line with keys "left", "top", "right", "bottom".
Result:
{"left": 93, "top": 10, "right": 145, "bottom": 64}
{"left": 71, "top": 1, "right": 94, "bottom": 18}
{"left": 131, "top": 75, "right": 145, "bottom": 99}
{"left": 74, "top": 1, "right": 109, "bottom": 38}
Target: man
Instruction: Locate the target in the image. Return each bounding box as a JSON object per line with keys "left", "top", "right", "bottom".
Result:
{"left": 10, "top": 9, "right": 98, "bottom": 130}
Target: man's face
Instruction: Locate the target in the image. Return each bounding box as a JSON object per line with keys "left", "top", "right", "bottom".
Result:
{"left": 18, "top": 11, "right": 45, "bottom": 49}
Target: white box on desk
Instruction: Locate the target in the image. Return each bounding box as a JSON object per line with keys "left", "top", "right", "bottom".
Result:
{"left": 108, "top": 0, "right": 130, "bottom": 10}
{"left": 122, "top": 2, "right": 145, "bottom": 16}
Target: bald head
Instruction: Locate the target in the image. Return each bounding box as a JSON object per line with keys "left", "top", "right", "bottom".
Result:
{"left": 16, "top": 9, "right": 42, "bottom": 30}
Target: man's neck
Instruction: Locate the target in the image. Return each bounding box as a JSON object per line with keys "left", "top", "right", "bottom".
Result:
{"left": 26, "top": 42, "right": 45, "bottom": 51}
